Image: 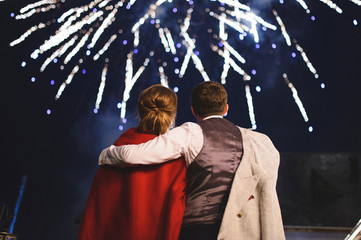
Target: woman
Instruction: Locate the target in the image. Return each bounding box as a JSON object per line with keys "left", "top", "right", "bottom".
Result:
{"left": 77, "top": 85, "right": 187, "bottom": 240}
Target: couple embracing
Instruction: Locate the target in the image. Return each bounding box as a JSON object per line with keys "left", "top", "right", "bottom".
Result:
{"left": 77, "top": 81, "right": 285, "bottom": 240}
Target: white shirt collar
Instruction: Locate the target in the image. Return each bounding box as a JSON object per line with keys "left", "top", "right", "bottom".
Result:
{"left": 202, "top": 115, "right": 224, "bottom": 120}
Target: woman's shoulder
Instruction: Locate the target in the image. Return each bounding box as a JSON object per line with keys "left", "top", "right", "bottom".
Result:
{"left": 113, "top": 127, "right": 157, "bottom": 146}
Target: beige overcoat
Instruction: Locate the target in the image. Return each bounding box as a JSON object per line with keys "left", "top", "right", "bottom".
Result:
{"left": 217, "top": 127, "right": 285, "bottom": 240}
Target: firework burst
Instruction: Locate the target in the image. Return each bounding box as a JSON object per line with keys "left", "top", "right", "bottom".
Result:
{"left": 8, "top": 0, "right": 361, "bottom": 130}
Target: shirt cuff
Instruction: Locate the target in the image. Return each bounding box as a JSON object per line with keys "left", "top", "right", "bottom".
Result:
{"left": 98, "top": 147, "right": 110, "bottom": 165}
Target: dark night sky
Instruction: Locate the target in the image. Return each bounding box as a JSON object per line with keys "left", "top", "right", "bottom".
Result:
{"left": 1, "top": 0, "right": 361, "bottom": 239}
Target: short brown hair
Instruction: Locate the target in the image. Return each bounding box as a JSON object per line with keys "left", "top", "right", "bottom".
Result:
{"left": 137, "top": 84, "right": 177, "bottom": 135}
{"left": 191, "top": 81, "right": 227, "bottom": 118}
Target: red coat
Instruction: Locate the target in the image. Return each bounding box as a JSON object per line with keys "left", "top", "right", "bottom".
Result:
{"left": 77, "top": 127, "right": 187, "bottom": 240}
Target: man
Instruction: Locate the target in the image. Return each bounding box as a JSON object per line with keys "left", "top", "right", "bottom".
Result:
{"left": 99, "top": 81, "right": 285, "bottom": 240}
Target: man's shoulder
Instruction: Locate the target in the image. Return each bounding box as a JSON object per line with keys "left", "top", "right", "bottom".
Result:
{"left": 236, "top": 126, "right": 271, "bottom": 141}
{"left": 169, "top": 121, "right": 202, "bottom": 139}
{"left": 236, "top": 126, "right": 280, "bottom": 177}
{"left": 179, "top": 121, "right": 198, "bottom": 127}
{"left": 173, "top": 121, "right": 201, "bottom": 132}
{"left": 236, "top": 126, "right": 278, "bottom": 154}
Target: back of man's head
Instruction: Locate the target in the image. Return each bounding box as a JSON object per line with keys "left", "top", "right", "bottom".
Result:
{"left": 191, "top": 81, "right": 228, "bottom": 118}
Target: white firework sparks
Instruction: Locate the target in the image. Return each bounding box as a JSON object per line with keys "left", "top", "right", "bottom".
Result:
{"left": 8, "top": 0, "right": 361, "bottom": 129}
{"left": 283, "top": 73, "right": 309, "bottom": 123}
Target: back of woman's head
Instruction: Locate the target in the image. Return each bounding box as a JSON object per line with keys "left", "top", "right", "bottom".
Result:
{"left": 137, "top": 84, "right": 177, "bottom": 135}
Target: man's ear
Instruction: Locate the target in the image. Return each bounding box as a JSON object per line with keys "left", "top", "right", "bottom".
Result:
{"left": 223, "top": 104, "right": 229, "bottom": 116}
{"left": 191, "top": 106, "right": 202, "bottom": 122}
